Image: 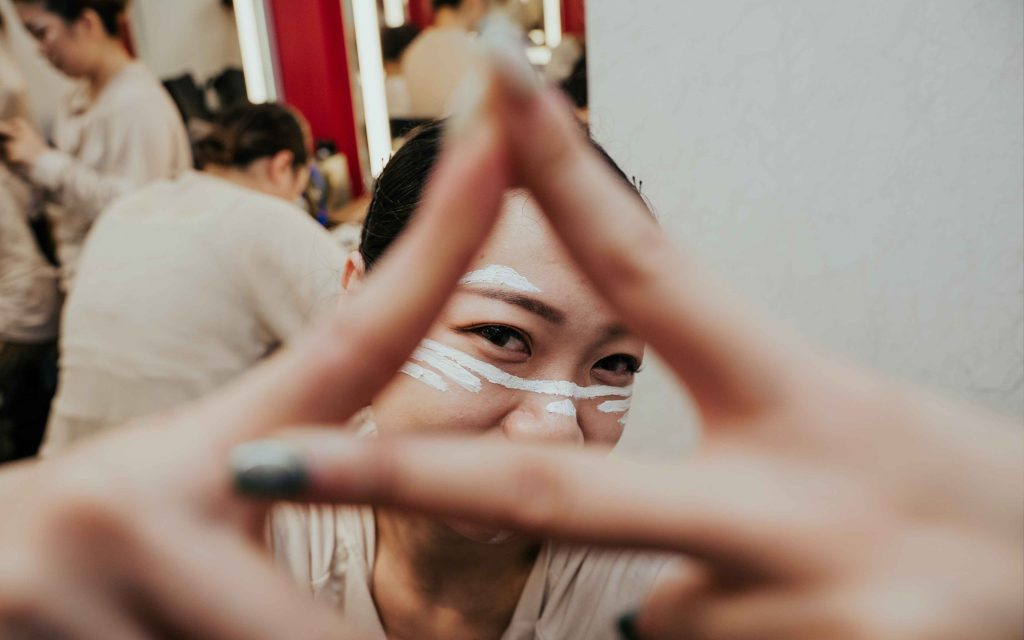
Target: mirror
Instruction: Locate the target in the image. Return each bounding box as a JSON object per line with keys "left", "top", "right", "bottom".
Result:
{"left": 129, "top": 0, "right": 248, "bottom": 129}
{"left": 345, "top": 0, "right": 589, "bottom": 179}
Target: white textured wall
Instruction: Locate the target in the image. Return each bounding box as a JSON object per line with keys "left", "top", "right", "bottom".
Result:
{"left": 130, "top": 0, "right": 242, "bottom": 82}
{"left": 587, "top": 1, "right": 1024, "bottom": 454}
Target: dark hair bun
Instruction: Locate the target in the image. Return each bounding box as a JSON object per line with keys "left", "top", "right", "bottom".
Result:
{"left": 27, "top": 0, "right": 130, "bottom": 37}
{"left": 194, "top": 103, "right": 308, "bottom": 171}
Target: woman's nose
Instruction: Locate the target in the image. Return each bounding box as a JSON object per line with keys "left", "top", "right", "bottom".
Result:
{"left": 501, "top": 397, "right": 585, "bottom": 446}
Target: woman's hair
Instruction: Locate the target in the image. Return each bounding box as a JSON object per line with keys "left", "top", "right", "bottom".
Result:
{"left": 193, "top": 103, "right": 309, "bottom": 171}
{"left": 14, "top": 0, "right": 128, "bottom": 37}
{"left": 381, "top": 24, "right": 420, "bottom": 63}
{"left": 360, "top": 120, "right": 645, "bottom": 269}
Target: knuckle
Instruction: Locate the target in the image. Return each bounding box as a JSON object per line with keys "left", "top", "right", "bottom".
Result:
{"left": 39, "top": 483, "right": 131, "bottom": 547}
{"left": 0, "top": 553, "right": 49, "bottom": 628}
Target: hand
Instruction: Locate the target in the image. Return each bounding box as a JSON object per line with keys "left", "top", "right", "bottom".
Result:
{"left": 265, "top": 83, "right": 1024, "bottom": 639}
{"left": 0, "top": 115, "right": 511, "bottom": 638}
{"left": 0, "top": 119, "right": 49, "bottom": 167}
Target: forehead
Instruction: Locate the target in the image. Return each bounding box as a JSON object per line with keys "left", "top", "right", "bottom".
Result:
{"left": 469, "top": 192, "right": 612, "bottom": 313}
{"left": 16, "top": 3, "right": 53, "bottom": 21}
{"left": 16, "top": 3, "right": 62, "bottom": 29}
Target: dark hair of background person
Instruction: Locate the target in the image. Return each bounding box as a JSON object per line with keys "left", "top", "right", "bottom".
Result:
{"left": 432, "top": 0, "right": 464, "bottom": 10}
{"left": 192, "top": 103, "right": 308, "bottom": 171}
{"left": 12, "top": 0, "right": 128, "bottom": 37}
{"left": 381, "top": 24, "right": 421, "bottom": 64}
{"left": 360, "top": 120, "right": 647, "bottom": 269}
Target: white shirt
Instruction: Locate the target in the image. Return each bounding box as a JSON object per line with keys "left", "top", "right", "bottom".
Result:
{"left": 401, "top": 27, "right": 477, "bottom": 118}
{"left": 271, "top": 504, "right": 671, "bottom": 640}
{"left": 29, "top": 61, "right": 191, "bottom": 290}
{"left": 43, "top": 172, "right": 344, "bottom": 452}
{"left": 0, "top": 167, "right": 59, "bottom": 343}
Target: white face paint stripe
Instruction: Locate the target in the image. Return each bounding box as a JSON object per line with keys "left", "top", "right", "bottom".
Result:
{"left": 545, "top": 399, "right": 577, "bottom": 417}
{"left": 415, "top": 339, "right": 632, "bottom": 400}
{"left": 460, "top": 265, "right": 542, "bottom": 293}
{"left": 597, "top": 399, "right": 632, "bottom": 414}
{"left": 411, "top": 347, "right": 482, "bottom": 393}
{"left": 399, "top": 363, "right": 448, "bottom": 392}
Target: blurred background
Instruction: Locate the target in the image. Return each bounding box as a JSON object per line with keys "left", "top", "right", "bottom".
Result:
{"left": 2, "top": 0, "right": 1020, "bottom": 456}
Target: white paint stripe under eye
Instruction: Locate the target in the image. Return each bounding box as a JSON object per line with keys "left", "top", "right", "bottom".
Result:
{"left": 545, "top": 399, "right": 577, "bottom": 417}
{"left": 400, "top": 363, "right": 448, "bottom": 392}
{"left": 414, "top": 339, "right": 632, "bottom": 400}
{"left": 597, "top": 399, "right": 632, "bottom": 414}
{"left": 459, "top": 265, "right": 542, "bottom": 293}
{"left": 412, "top": 348, "right": 482, "bottom": 393}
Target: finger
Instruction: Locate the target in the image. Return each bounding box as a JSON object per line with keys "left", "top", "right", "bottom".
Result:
{"left": 240, "top": 432, "right": 817, "bottom": 574}
{"left": 0, "top": 585, "right": 148, "bottom": 640}
{"left": 489, "top": 80, "right": 811, "bottom": 424}
{"left": 187, "top": 94, "right": 510, "bottom": 447}
{"left": 636, "top": 589, "right": 849, "bottom": 640}
{"left": 122, "top": 519, "right": 358, "bottom": 640}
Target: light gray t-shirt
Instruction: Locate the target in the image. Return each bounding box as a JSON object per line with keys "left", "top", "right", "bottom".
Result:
{"left": 270, "top": 503, "right": 671, "bottom": 639}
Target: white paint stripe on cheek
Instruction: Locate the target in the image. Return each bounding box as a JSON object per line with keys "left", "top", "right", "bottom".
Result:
{"left": 597, "top": 399, "right": 632, "bottom": 414}
{"left": 411, "top": 347, "right": 482, "bottom": 393}
{"left": 400, "top": 363, "right": 449, "bottom": 392}
{"left": 546, "top": 399, "right": 577, "bottom": 417}
{"left": 459, "top": 265, "right": 542, "bottom": 293}
{"left": 419, "top": 340, "right": 632, "bottom": 400}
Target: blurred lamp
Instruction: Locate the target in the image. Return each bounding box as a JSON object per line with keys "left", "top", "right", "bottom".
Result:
{"left": 383, "top": 0, "right": 406, "bottom": 27}
{"left": 233, "top": 0, "right": 279, "bottom": 102}
{"left": 351, "top": 0, "right": 392, "bottom": 177}
{"left": 543, "top": 0, "right": 562, "bottom": 48}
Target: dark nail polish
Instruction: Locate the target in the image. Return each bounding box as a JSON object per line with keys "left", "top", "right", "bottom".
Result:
{"left": 617, "top": 611, "right": 642, "bottom": 640}
{"left": 231, "top": 441, "right": 308, "bottom": 498}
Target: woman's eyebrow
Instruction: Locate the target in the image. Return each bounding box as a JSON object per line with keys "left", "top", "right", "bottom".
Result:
{"left": 464, "top": 287, "right": 566, "bottom": 325}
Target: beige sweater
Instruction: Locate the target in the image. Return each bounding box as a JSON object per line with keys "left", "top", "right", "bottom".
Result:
{"left": 0, "top": 167, "right": 59, "bottom": 344}
{"left": 29, "top": 61, "right": 191, "bottom": 290}
{"left": 43, "top": 172, "right": 344, "bottom": 452}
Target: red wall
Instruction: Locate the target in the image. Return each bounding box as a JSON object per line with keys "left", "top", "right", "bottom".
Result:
{"left": 266, "top": 0, "right": 365, "bottom": 197}
{"left": 561, "top": 0, "right": 585, "bottom": 36}
{"left": 409, "top": 0, "right": 434, "bottom": 29}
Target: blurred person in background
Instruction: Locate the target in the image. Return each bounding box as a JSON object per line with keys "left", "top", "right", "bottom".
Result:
{"left": 0, "top": 9, "right": 28, "bottom": 119}
{"left": 0, "top": 0, "right": 190, "bottom": 292}
{"left": 402, "top": 0, "right": 487, "bottom": 118}
{"left": 41, "top": 103, "right": 343, "bottom": 454}
{"left": 381, "top": 23, "right": 420, "bottom": 120}
{"left": 0, "top": 10, "right": 59, "bottom": 462}
{"left": 0, "top": 169, "right": 59, "bottom": 463}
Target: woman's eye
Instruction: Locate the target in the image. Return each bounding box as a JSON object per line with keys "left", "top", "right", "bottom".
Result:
{"left": 594, "top": 355, "right": 641, "bottom": 380}
{"left": 470, "top": 325, "right": 531, "bottom": 355}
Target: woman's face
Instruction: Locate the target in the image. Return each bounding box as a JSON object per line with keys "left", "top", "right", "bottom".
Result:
{"left": 17, "top": 4, "right": 97, "bottom": 77}
{"left": 362, "top": 193, "right": 645, "bottom": 451}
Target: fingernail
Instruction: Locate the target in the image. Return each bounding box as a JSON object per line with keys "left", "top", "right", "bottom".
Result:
{"left": 231, "top": 440, "right": 308, "bottom": 498}
{"left": 617, "top": 611, "right": 643, "bottom": 640}
{"left": 478, "top": 14, "right": 541, "bottom": 101}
